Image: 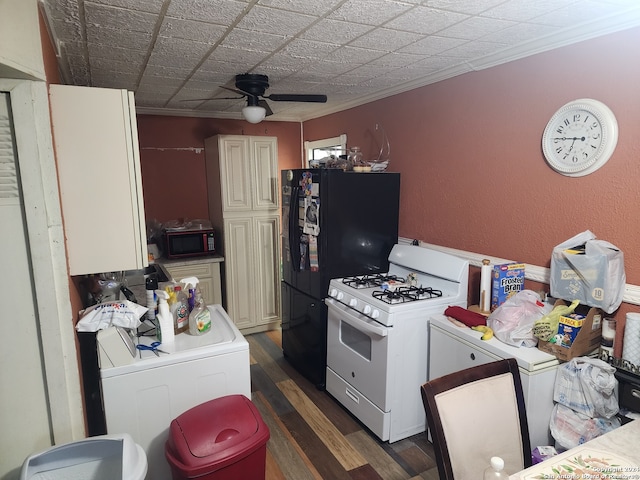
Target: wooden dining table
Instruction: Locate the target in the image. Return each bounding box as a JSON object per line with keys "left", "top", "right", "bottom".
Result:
{"left": 509, "top": 419, "right": 640, "bottom": 479}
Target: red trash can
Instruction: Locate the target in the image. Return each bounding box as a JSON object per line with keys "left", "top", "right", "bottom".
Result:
{"left": 165, "top": 395, "right": 270, "bottom": 480}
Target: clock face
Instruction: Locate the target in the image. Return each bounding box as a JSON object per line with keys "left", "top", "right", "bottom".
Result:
{"left": 542, "top": 99, "right": 618, "bottom": 177}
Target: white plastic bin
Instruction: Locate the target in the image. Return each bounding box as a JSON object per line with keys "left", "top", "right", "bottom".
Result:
{"left": 20, "top": 433, "right": 147, "bottom": 480}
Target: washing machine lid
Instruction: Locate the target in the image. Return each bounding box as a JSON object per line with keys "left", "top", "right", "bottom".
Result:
{"left": 100, "top": 304, "right": 248, "bottom": 377}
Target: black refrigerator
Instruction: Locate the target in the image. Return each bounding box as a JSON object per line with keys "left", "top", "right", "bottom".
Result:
{"left": 281, "top": 168, "right": 400, "bottom": 388}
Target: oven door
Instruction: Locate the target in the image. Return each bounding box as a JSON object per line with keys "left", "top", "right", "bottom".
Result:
{"left": 325, "top": 297, "right": 392, "bottom": 411}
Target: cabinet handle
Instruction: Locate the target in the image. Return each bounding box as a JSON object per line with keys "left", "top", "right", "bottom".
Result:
{"left": 470, "top": 353, "right": 476, "bottom": 361}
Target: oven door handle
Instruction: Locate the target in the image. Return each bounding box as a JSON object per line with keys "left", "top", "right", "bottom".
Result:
{"left": 325, "top": 298, "right": 388, "bottom": 338}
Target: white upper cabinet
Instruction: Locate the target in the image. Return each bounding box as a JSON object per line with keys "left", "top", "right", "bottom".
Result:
{"left": 49, "top": 85, "right": 148, "bottom": 275}
{"left": 215, "top": 135, "right": 278, "bottom": 212}
{"left": 0, "top": 0, "right": 45, "bottom": 80}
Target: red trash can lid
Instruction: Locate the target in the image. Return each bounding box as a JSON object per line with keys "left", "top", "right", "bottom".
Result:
{"left": 166, "top": 395, "right": 270, "bottom": 476}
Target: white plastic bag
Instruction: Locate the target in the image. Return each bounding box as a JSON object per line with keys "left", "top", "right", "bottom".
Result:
{"left": 487, "top": 290, "right": 551, "bottom": 347}
{"left": 76, "top": 300, "right": 147, "bottom": 332}
{"left": 550, "top": 404, "right": 620, "bottom": 451}
{"left": 553, "top": 357, "right": 618, "bottom": 419}
{"left": 550, "top": 230, "right": 625, "bottom": 313}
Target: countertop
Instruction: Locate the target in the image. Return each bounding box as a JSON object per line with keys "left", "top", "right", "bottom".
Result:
{"left": 509, "top": 419, "right": 640, "bottom": 479}
{"left": 157, "top": 253, "right": 224, "bottom": 268}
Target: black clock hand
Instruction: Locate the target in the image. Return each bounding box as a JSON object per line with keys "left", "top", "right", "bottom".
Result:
{"left": 552, "top": 137, "right": 586, "bottom": 141}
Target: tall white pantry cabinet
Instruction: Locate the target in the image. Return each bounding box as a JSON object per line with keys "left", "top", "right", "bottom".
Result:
{"left": 205, "top": 135, "right": 280, "bottom": 332}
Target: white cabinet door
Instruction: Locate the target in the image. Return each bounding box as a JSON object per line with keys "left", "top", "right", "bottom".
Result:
{"left": 251, "top": 138, "right": 278, "bottom": 210}
{"left": 49, "top": 85, "right": 147, "bottom": 275}
{"left": 224, "top": 217, "right": 256, "bottom": 329}
{"left": 163, "top": 261, "right": 223, "bottom": 307}
{"left": 219, "top": 137, "right": 252, "bottom": 211}
{"left": 253, "top": 215, "right": 280, "bottom": 327}
{"left": 429, "top": 326, "right": 498, "bottom": 380}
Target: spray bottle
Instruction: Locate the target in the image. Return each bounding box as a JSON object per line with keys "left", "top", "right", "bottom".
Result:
{"left": 172, "top": 285, "right": 189, "bottom": 334}
{"left": 180, "top": 277, "right": 199, "bottom": 312}
{"left": 155, "top": 290, "right": 175, "bottom": 345}
{"left": 188, "top": 290, "right": 211, "bottom": 336}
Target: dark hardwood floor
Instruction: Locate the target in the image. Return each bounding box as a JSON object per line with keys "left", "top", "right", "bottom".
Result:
{"left": 246, "top": 330, "right": 440, "bottom": 480}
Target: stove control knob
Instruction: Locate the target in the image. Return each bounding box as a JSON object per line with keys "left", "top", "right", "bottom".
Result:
{"left": 349, "top": 298, "right": 358, "bottom": 307}
{"left": 371, "top": 309, "right": 380, "bottom": 319}
{"left": 329, "top": 288, "right": 338, "bottom": 298}
{"left": 336, "top": 291, "right": 344, "bottom": 301}
{"left": 363, "top": 305, "right": 372, "bottom": 315}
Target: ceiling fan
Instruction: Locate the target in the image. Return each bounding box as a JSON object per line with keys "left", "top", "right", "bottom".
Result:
{"left": 191, "top": 73, "right": 327, "bottom": 123}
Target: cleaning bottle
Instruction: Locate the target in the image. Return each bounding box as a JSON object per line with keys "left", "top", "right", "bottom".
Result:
{"left": 145, "top": 276, "right": 158, "bottom": 321}
{"left": 172, "top": 285, "right": 189, "bottom": 334}
{"left": 180, "top": 277, "right": 199, "bottom": 312}
{"left": 155, "top": 290, "right": 175, "bottom": 345}
{"left": 483, "top": 456, "right": 509, "bottom": 479}
{"left": 189, "top": 290, "right": 211, "bottom": 336}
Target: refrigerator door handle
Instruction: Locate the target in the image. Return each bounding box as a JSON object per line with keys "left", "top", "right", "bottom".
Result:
{"left": 289, "top": 185, "right": 301, "bottom": 270}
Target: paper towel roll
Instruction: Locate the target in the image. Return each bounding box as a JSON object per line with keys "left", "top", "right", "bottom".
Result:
{"left": 622, "top": 312, "right": 640, "bottom": 366}
{"left": 480, "top": 259, "right": 491, "bottom": 313}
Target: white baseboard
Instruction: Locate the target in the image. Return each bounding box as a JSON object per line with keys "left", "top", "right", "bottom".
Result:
{"left": 399, "top": 237, "right": 640, "bottom": 307}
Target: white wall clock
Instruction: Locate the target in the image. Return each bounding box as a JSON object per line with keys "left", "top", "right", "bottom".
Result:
{"left": 542, "top": 98, "right": 618, "bottom": 177}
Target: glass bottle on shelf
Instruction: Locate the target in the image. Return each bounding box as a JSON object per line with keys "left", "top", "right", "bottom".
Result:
{"left": 348, "top": 146, "right": 369, "bottom": 172}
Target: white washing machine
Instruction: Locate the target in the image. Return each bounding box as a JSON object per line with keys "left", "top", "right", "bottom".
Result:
{"left": 100, "top": 304, "right": 251, "bottom": 480}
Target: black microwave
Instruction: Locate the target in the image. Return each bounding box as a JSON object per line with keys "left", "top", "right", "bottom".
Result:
{"left": 164, "top": 228, "right": 215, "bottom": 259}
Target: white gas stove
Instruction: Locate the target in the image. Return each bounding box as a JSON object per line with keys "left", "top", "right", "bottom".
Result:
{"left": 325, "top": 244, "right": 469, "bottom": 442}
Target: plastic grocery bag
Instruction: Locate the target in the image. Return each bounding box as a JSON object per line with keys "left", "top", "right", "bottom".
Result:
{"left": 553, "top": 357, "right": 618, "bottom": 419}
{"left": 76, "top": 300, "right": 147, "bottom": 332}
{"left": 550, "top": 230, "right": 625, "bottom": 313}
{"left": 550, "top": 404, "right": 620, "bottom": 451}
{"left": 487, "top": 290, "right": 551, "bottom": 347}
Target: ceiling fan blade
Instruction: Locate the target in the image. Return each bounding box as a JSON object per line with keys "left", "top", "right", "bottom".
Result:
{"left": 220, "top": 85, "right": 250, "bottom": 96}
{"left": 180, "top": 96, "right": 243, "bottom": 102}
{"left": 265, "top": 94, "right": 327, "bottom": 103}
{"left": 258, "top": 99, "right": 273, "bottom": 116}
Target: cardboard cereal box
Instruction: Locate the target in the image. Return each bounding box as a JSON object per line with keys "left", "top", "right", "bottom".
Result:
{"left": 491, "top": 263, "right": 525, "bottom": 310}
{"left": 556, "top": 313, "right": 586, "bottom": 348}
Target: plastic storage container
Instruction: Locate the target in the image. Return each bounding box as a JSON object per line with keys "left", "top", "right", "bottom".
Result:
{"left": 165, "top": 394, "right": 270, "bottom": 480}
{"left": 20, "top": 433, "right": 147, "bottom": 480}
{"left": 483, "top": 456, "right": 509, "bottom": 479}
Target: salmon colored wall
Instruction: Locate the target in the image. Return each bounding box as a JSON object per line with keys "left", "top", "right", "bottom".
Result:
{"left": 303, "top": 27, "right": 640, "bottom": 350}
{"left": 136, "top": 116, "right": 301, "bottom": 224}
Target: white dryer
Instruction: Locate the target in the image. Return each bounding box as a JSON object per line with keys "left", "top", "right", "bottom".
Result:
{"left": 100, "top": 304, "right": 251, "bottom": 480}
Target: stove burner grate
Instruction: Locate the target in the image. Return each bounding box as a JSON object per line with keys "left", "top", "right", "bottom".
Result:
{"left": 372, "top": 285, "right": 443, "bottom": 304}
{"left": 342, "top": 273, "right": 405, "bottom": 289}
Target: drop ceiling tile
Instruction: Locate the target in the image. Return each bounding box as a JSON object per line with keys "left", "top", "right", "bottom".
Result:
{"left": 349, "top": 28, "right": 424, "bottom": 52}
{"left": 221, "top": 28, "right": 289, "bottom": 52}
{"left": 158, "top": 17, "right": 228, "bottom": 44}
{"left": 368, "top": 51, "right": 427, "bottom": 68}
{"left": 481, "top": 0, "right": 575, "bottom": 22}
{"left": 143, "top": 64, "right": 193, "bottom": 80}
{"left": 323, "top": 45, "right": 387, "bottom": 65}
{"left": 153, "top": 36, "right": 213, "bottom": 60}
{"left": 257, "top": 0, "right": 344, "bottom": 16}
{"left": 86, "top": 44, "right": 148, "bottom": 64}
{"left": 92, "top": 73, "right": 138, "bottom": 89}
{"left": 480, "top": 22, "right": 558, "bottom": 44}
{"left": 86, "top": 26, "right": 152, "bottom": 50}
{"left": 436, "top": 16, "right": 517, "bottom": 40}
{"left": 301, "top": 19, "right": 373, "bottom": 44}
{"left": 166, "top": 0, "right": 248, "bottom": 25}
{"left": 259, "top": 53, "right": 316, "bottom": 71}
{"left": 291, "top": 60, "right": 356, "bottom": 77}
{"left": 138, "top": 75, "right": 185, "bottom": 88}
{"left": 386, "top": 6, "right": 469, "bottom": 35}
{"left": 530, "top": 0, "right": 631, "bottom": 27}
{"left": 86, "top": 0, "right": 166, "bottom": 13}
{"left": 84, "top": 3, "right": 158, "bottom": 34}
{"left": 281, "top": 38, "right": 339, "bottom": 58}
{"left": 202, "top": 45, "right": 271, "bottom": 65}
{"left": 234, "top": 5, "right": 318, "bottom": 34}
{"left": 399, "top": 35, "right": 467, "bottom": 55}
{"left": 328, "top": 0, "right": 415, "bottom": 26}
{"left": 422, "top": 0, "right": 507, "bottom": 15}
{"left": 147, "top": 51, "right": 203, "bottom": 70}
{"left": 442, "top": 39, "right": 507, "bottom": 59}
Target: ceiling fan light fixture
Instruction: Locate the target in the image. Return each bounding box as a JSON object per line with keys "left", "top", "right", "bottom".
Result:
{"left": 242, "top": 105, "right": 266, "bottom": 123}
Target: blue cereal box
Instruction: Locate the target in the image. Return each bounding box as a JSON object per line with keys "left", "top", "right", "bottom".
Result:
{"left": 491, "top": 263, "right": 525, "bottom": 310}
{"left": 556, "top": 313, "right": 586, "bottom": 348}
